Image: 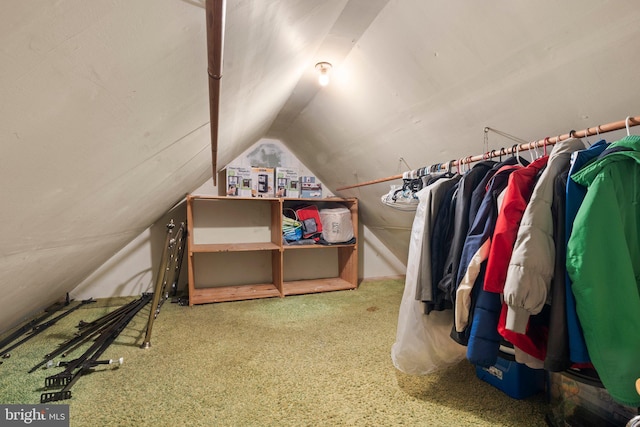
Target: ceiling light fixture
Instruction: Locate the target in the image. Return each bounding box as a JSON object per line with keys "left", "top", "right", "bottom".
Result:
{"left": 315, "top": 62, "right": 332, "bottom": 86}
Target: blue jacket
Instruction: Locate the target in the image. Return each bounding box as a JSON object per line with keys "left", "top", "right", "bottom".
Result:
{"left": 452, "top": 164, "right": 520, "bottom": 351}
{"left": 465, "top": 166, "right": 525, "bottom": 366}
{"left": 442, "top": 161, "right": 497, "bottom": 305}
{"left": 564, "top": 139, "right": 607, "bottom": 364}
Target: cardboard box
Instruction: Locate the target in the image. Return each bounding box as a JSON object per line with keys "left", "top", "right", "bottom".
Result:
{"left": 218, "top": 166, "right": 252, "bottom": 197}
{"left": 301, "top": 183, "right": 322, "bottom": 198}
{"left": 275, "top": 167, "right": 299, "bottom": 198}
{"left": 251, "top": 167, "right": 275, "bottom": 198}
{"left": 300, "top": 175, "right": 322, "bottom": 198}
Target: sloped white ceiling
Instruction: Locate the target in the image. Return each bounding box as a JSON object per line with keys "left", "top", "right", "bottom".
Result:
{"left": 270, "top": 0, "right": 640, "bottom": 259}
{"left": 0, "top": 0, "right": 347, "bottom": 331}
{"left": 1, "top": 0, "right": 639, "bottom": 332}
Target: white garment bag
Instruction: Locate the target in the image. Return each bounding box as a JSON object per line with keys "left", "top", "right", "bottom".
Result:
{"left": 391, "top": 183, "right": 466, "bottom": 375}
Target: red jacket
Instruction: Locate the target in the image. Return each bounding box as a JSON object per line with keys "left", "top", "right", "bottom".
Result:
{"left": 482, "top": 156, "right": 549, "bottom": 361}
{"left": 484, "top": 156, "right": 549, "bottom": 293}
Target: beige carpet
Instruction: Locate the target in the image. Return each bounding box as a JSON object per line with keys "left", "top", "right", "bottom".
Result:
{"left": 0, "top": 279, "right": 548, "bottom": 426}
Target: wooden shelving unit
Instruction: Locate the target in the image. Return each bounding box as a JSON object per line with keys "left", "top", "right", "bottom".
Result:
{"left": 186, "top": 195, "right": 358, "bottom": 305}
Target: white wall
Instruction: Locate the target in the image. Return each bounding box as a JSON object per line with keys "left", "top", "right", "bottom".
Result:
{"left": 71, "top": 202, "right": 187, "bottom": 300}
{"left": 360, "top": 226, "right": 405, "bottom": 279}
{"left": 72, "top": 138, "right": 405, "bottom": 299}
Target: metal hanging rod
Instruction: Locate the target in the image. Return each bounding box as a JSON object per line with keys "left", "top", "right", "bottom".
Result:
{"left": 336, "top": 115, "right": 640, "bottom": 191}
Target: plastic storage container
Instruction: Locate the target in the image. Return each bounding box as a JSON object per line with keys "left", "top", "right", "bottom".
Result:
{"left": 475, "top": 356, "right": 546, "bottom": 399}
{"left": 547, "top": 370, "right": 639, "bottom": 426}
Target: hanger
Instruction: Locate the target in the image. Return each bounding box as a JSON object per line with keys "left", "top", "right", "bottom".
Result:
{"left": 577, "top": 128, "right": 591, "bottom": 146}
{"left": 444, "top": 160, "right": 456, "bottom": 177}
{"left": 533, "top": 139, "right": 544, "bottom": 160}
{"left": 591, "top": 125, "right": 602, "bottom": 144}
{"left": 543, "top": 137, "right": 550, "bottom": 157}
{"left": 528, "top": 141, "right": 536, "bottom": 162}
{"left": 511, "top": 144, "right": 524, "bottom": 166}
{"left": 489, "top": 149, "right": 497, "bottom": 163}
{"left": 395, "top": 170, "right": 425, "bottom": 201}
{"left": 457, "top": 157, "right": 465, "bottom": 175}
{"left": 460, "top": 156, "right": 469, "bottom": 173}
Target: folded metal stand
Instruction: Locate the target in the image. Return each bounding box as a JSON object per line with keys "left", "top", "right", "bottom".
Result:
{"left": 140, "top": 220, "right": 186, "bottom": 349}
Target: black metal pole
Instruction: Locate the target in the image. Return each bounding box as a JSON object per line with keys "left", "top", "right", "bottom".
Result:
{"left": 29, "top": 296, "right": 150, "bottom": 373}
{"left": 0, "top": 299, "right": 95, "bottom": 359}
{"left": 0, "top": 300, "right": 67, "bottom": 351}
{"left": 41, "top": 293, "right": 151, "bottom": 403}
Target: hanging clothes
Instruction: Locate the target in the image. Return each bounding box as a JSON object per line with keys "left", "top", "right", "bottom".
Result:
{"left": 415, "top": 175, "right": 460, "bottom": 302}
{"left": 543, "top": 140, "right": 608, "bottom": 372}
{"left": 452, "top": 162, "right": 522, "bottom": 346}
{"left": 566, "top": 135, "right": 640, "bottom": 407}
{"left": 464, "top": 182, "right": 517, "bottom": 367}
{"left": 465, "top": 155, "right": 548, "bottom": 367}
{"left": 484, "top": 155, "right": 550, "bottom": 294}
{"left": 542, "top": 170, "right": 570, "bottom": 372}
{"left": 427, "top": 175, "right": 462, "bottom": 312}
{"left": 439, "top": 160, "right": 498, "bottom": 307}
{"left": 563, "top": 139, "right": 608, "bottom": 365}
{"left": 494, "top": 154, "right": 553, "bottom": 368}
{"left": 455, "top": 157, "right": 527, "bottom": 289}
{"left": 391, "top": 180, "right": 466, "bottom": 375}
{"left": 503, "top": 138, "right": 586, "bottom": 334}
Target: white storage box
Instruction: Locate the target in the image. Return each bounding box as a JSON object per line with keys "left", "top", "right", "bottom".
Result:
{"left": 319, "top": 207, "right": 354, "bottom": 243}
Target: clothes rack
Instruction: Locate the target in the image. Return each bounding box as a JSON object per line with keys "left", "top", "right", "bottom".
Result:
{"left": 336, "top": 115, "right": 640, "bottom": 191}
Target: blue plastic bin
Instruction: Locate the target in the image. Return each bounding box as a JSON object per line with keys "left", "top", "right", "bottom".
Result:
{"left": 475, "top": 356, "right": 546, "bottom": 399}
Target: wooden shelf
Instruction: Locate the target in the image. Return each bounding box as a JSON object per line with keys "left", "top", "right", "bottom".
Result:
{"left": 282, "top": 243, "right": 356, "bottom": 250}
{"left": 282, "top": 278, "right": 356, "bottom": 296}
{"left": 186, "top": 195, "right": 358, "bottom": 305}
{"left": 191, "top": 242, "right": 280, "bottom": 252}
{"left": 189, "top": 284, "right": 281, "bottom": 304}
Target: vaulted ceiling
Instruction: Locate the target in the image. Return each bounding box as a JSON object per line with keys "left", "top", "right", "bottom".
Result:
{"left": 2, "top": 0, "right": 639, "bottom": 331}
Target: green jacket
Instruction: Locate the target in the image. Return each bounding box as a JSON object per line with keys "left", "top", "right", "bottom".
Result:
{"left": 566, "top": 135, "right": 640, "bottom": 406}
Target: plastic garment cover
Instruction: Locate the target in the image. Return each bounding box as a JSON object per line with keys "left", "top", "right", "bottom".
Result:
{"left": 391, "top": 185, "right": 466, "bottom": 375}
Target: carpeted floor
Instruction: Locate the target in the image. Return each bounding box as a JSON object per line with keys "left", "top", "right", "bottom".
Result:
{"left": 0, "top": 278, "right": 549, "bottom": 426}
